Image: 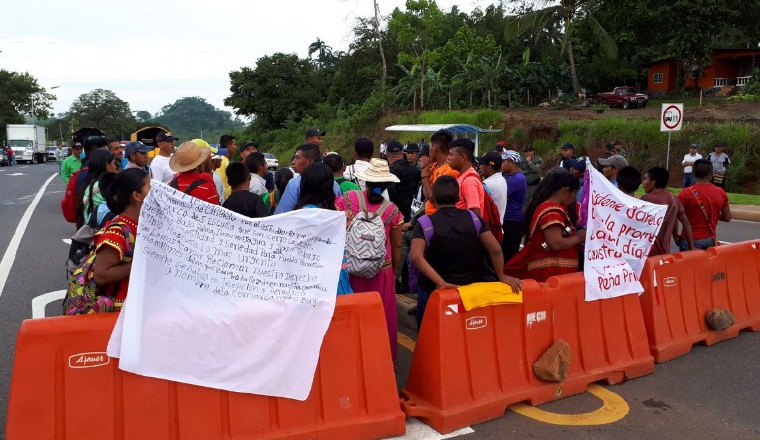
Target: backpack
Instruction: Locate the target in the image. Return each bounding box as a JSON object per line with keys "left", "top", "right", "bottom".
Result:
{"left": 62, "top": 221, "right": 135, "bottom": 315}
{"left": 344, "top": 191, "right": 397, "bottom": 278}
{"left": 61, "top": 169, "right": 83, "bottom": 223}
{"left": 462, "top": 173, "right": 503, "bottom": 243}
{"left": 408, "top": 210, "right": 482, "bottom": 293}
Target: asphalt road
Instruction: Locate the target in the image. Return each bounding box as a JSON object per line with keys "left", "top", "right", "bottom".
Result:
{"left": 0, "top": 163, "right": 759, "bottom": 439}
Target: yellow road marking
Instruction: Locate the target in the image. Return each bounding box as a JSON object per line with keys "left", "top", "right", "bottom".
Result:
{"left": 397, "top": 331, "right": 416, "bottom": 352}
{"left": 508, "top": 383, "right": 629, "bottom": 425}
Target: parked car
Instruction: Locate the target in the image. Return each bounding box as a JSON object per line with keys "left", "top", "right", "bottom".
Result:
{"left": 46, "top": 146, "right": 59, "bottom": 161}
{"left": 264, "top": 153, "right": 279, "bottom": 171}
{"left": 596, "top": 86, "right": 649, "bottom": 109}
{"left": 0, "top": 148, "right": 8, "bottom": 166}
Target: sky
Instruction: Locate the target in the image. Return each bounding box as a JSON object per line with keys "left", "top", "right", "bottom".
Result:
{"left": 1, "top": 0, "right": 486, "bottom": 118}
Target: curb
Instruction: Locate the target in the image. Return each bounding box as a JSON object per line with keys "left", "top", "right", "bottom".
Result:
{"left": 396, "top": 294, "right": 418, "bottom": 334}
{"left": 729, "top": 205, "right": 760, "bottom": 222}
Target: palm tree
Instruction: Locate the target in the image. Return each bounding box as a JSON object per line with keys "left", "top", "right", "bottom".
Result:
{"left": 308, "top": 38, "right": 334, "bottom": 67}
{"left": 506, "top": 0, "right": 617, "bottom": 96}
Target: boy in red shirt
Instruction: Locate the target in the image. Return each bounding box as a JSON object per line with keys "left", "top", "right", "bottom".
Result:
{"left": 676, "top": 159, "right": 731, "bottom": 250}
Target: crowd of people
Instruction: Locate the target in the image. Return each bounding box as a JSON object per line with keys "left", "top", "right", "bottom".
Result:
{"left": 62, "top": 127, "right": 734, "bottom": 366}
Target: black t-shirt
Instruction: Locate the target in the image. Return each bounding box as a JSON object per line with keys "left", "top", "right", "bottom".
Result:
{"left": 389, "top": 159, "right": 422, "bottom": 222}
{"left": 222, "top": 190, "right": 269, "bottom": 219}
{"left": 411, "top": 207, "right": 493, "bottom": 292}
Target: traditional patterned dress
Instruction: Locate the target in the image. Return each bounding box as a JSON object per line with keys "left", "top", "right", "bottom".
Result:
{"left": 95, "top": 214, "right": 138, "bottom": 306}
{"left": 504, "top": 201, "right": 580, "bottom": 282}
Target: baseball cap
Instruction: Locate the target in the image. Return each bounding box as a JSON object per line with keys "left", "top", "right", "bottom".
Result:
{"left": 561, "top": 142, "right": 575, "bottom": 150}
{"left": 156, "top": 131, "right": 179, "bottom": 143}
{"left": 502, "top": 150, "right": 521, "bottom": 164}
{"left": 404, "top": 142, "right": 420, "bottom": 153}
{"left": 191, "top": 138, "right": 219, "bottom": 154}
{"left": 385, "top": 141, "right": 404, "bottom": 154}
{"left": 494, "top": 141, "right": 506, "bottom": 152}
{"left": 305, "top": 127, "right": 326, "bottom": 137}
{"left": 597, "top": 154, "right": 628, "bottom": 169}
{"left": 125, "top": 141, "right": 152, "bottom": 156}
{"left": 714, "top": 142, "right": 724, "bottom": 148}
{"left": 524, "top": 145, "right": 535, "bottom": 152}
{"left": 477, "top": 151, "right": 503, "bottom": 169}
{"left": 240, "top": 141, "right": 258, "bottom": 151}
{"left": 420, "top": 145, "right": 430, "bottom": 157}
{"left": 689, "top": 143, "right": 698, "bottom": 149}
{"left": 569, "top": 157, "right": 586, "bottom": 172}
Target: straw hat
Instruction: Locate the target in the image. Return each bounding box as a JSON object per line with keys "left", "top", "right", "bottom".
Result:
{"left": 355, "top": 158, "right": 400, "bottom": 183}
{"left": 170, "top": 141, "right": 211, "bottom": 173}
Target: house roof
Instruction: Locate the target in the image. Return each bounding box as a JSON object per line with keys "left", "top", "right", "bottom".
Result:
{"left": 641, "top": 48, "right": 760, "bottom": 67}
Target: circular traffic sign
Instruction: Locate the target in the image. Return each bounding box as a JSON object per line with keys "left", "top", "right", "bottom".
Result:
{"left": 662, "top": 105, "right": 682, "bottom": 130}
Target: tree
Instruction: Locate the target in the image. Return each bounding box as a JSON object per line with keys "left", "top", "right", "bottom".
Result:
{"left": 225, "top": 53, "right": 321, "bottom": 131}
{"left": 661, "top": 0, "right": 739, "bottom": 91}
{"left": 388, "top": 0, "right": 446, "bottom": 109}
{"left": 67, "top": 89, "right": 137, "bottom": 138}
{"left": 135, "top": 111, "right": 153, "bottom": 123}
{"left": 0, "top": 70, "right": 55, "bottom": 132}
{"left": 506, "top": 0, "right": 618, "bottom": 95}
{"left": 308, "top": 38, "right": 334, "bottom": 67}
{"left": 155, "top": 97, "right": 244, "bottom": 141}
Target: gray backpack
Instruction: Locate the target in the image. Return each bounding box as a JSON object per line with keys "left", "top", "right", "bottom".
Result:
{"left": 344, "top": 191, "right": 397, "bottom": 278}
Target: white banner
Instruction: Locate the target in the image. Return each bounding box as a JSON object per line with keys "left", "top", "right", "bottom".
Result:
{"left": 107, "top": 181, "right": 346, "bottom": 400}
{"left": 584, "top": 160, "right": 666, "bottom": 301}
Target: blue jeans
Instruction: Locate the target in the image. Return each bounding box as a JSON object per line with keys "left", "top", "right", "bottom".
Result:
{"left": 683, "top": 173, "right": 695, "bottom": 188}
{"left": 678, "top": 237, "right": 716, "bottom": 252}
{"left": 9, "top": 155, "right": 16, "bottom": 166}
{"left": 416, "top": 286, "right": 431, "bottom": 331}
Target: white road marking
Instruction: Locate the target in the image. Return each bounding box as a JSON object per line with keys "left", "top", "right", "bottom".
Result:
{"left": 63, "top": 239, "right": 72, "bottom": 245}
{"left": 731, "top": 219, "right": 760, "bottom": 224}
{"left": 6, "top": 173, "right": 26, "bottom": 176}
{"left": 32, "top": 290, "right": 66, "bottom": 318}
{"left": 0, "top": 173, "right": 57, "bottom": 299}
{"left": 388, "top": 418, "right": 474, "bottom": 439}
{"left": 718, "top": 240, "right": 732, "bottom": 245}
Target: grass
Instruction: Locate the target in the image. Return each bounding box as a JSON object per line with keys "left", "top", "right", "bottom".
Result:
{"left": 634, "top": 187, "right": 760, "bottom": 205}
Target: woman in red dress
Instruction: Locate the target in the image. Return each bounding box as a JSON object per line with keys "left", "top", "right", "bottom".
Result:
{"left": 505, "top": 169, "right": 585, "bottom": 282}
{"left": 93, "top": 168, "right": 151, "bottom": 310}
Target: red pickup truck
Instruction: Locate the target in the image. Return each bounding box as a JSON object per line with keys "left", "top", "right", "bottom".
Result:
{"left": 596, "top": 87, "right": 649, "bottom": 109}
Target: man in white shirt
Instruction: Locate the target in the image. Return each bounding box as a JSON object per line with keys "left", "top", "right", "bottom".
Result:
{"left": 681, "top": 143, "right": 702, "bottom": 188}
{"left": 477, "top": 151, "right": 508, "bottom": 221}
{"left": 151, "top": 131, "right": 179, "bottom": 183}
{"left": 244, "top": 152, "right": 269, "bottom": 196}
{"left": 344, "top": 137, "right": 375, "bottom": 191}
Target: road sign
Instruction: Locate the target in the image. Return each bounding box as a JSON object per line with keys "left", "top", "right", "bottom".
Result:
{"left": 660, "top": 103, "right": 684, "bottom": 132}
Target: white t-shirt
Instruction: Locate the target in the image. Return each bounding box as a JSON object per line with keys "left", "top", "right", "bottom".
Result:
{"left": 212, "top": 171, "right": 225, "bottom": 204}
{"left": 681, "top": 152, "right": 702, "bottom": 174}
{"left": 344, "top": 160, "right": 371, "bottom": 191}
{"left": 249, "top": 173, "right": 268, "bottom": 196}
{"left": 150, "top": 154, "right": 175, "bottom": 184}
{"left": 483, "top": 172, "right": 508, "bottom": 221}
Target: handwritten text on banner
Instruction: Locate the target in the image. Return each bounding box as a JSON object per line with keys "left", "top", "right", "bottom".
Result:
{"left": 584, "top": 161, "right": 666, "bottom": 301}
{"left": 108, "top": 181, "right": 346, "bottom": 400}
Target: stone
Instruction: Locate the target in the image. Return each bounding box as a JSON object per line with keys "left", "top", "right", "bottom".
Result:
{"left": 533, "top": 339, "right": 571, "bottom": 382}
{"left": 706, "top": 308, "right": 735, "bottom": 331}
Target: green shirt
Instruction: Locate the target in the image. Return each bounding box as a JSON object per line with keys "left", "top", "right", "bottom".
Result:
{"left": 335, "top": 177, "right": 360, "bottom": 194}
{"left": 61, "top": 155, "right": 82, "bottom": 184}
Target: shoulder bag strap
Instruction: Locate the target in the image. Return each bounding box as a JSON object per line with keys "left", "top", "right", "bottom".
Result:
{"left": 168, "top": 177, "right": 179, "bottom": 189}
{"left": 467, "top": 209, "right": 483, "bottom": 235}
{"left": 418, "top": 215, "right": 434, "bottom": 247}
{"left": 688, "top": 187, "right": 718, "bottom": 243}
{"left": 184, "top": 178, "right": 206, "bottom": 194}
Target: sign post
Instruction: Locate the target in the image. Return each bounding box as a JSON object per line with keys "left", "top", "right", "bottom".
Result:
{"left": 660, "top": 103, "right": 684, "bottom": 169}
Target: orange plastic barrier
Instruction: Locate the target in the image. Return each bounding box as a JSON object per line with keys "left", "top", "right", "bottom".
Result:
{"left": 401, "top": 273, "right": 653, "bottom": 434}
{"left": 6, "top": 292, "right": 405, "bottom": 440}
{"left": 639, "top": 242, "right": 760, "bottom": 363}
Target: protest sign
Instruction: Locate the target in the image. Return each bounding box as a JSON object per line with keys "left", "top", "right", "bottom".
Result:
{"left": 107, "top": 181, "right": 346, "bottom": 400}
{"left": 584, "top": 160, "right": 666, "bottom": 301}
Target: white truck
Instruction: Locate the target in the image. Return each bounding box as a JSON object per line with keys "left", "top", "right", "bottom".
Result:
{"left": 6, "top": 124, "right": 48, "bottom": 164}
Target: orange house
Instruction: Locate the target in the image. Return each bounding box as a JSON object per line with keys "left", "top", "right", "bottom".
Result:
{"left": 644, "top": 49, "right": 760, "bottom": 93}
